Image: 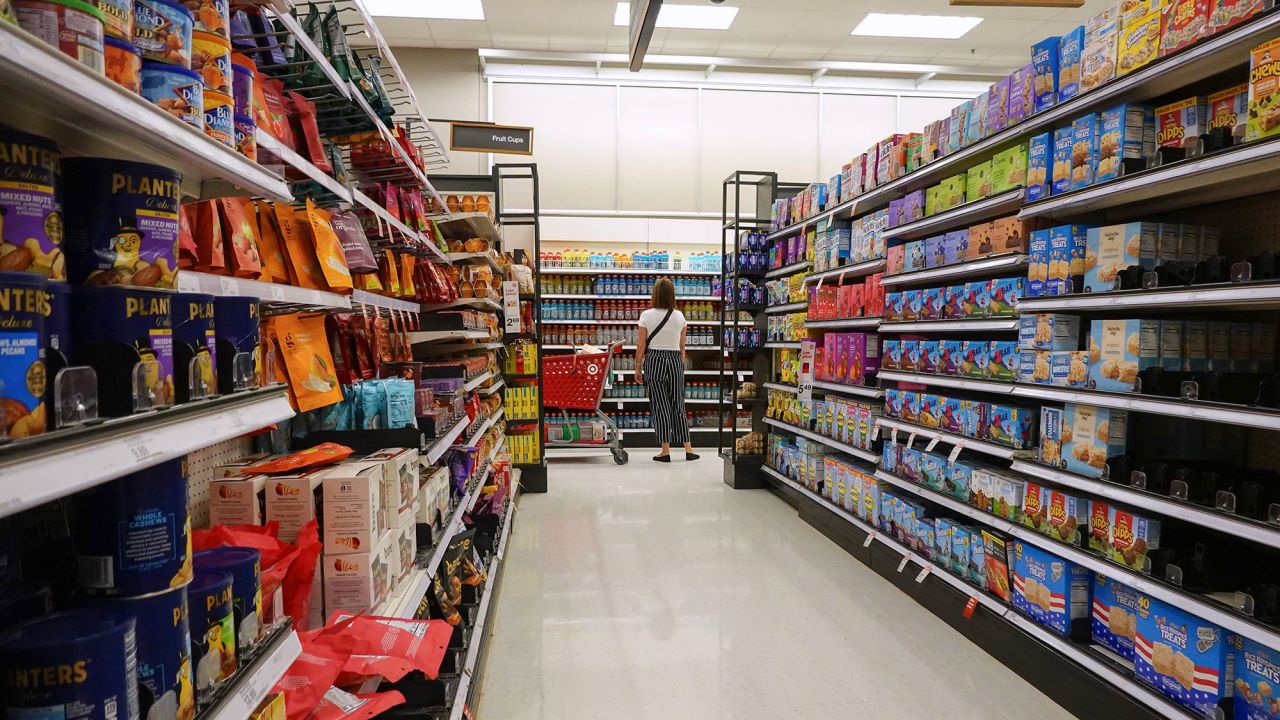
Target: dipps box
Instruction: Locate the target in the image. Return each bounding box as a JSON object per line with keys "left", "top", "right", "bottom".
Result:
{"left": 1155, "top": 96, "right": 1207, "bottom": 150}
{"left": 1207, "top": 84, "right": 1248, "bottom": 140}
{"left": 1134, "top": 595, "right": 1230, "bottom": 717}
{"left": 323, "top": 460, "right": 385, "bottom": 556}
{"left": 1109, "top": 507, "right": 1161, "bottom": 571}
{"left": 1012, "top": 541, "right": 1091, "bottom": 637}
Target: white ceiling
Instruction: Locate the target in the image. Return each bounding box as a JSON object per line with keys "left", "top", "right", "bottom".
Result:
{"left": 376, "top": 0, "right": 1115, "bottom": 73}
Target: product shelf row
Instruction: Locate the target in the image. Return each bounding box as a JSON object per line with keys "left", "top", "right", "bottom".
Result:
{"left": 875, "top": 417, "right": 1026, "bottom": 461}
{"left": 804, "top": 259, "right": 886, "bottom": 285}
{"left": 540, "top": 319, "right": 752, "bottom": 326}
{"left": 1017, "top": 281, "right": 1280, "bottom": 313}
{"left": 879, "top": 319, "right": 1019, "bottom": 334}
{"left": 178, "top": 271, "right": 423, "bottom": 313}
{"left": 762, "top": 417, "right": 878, "bottom": 464}
{"left": 542, "top": 266, "right": 721, "bottom": 276}
{"left": 541, "top": 294, "right": 723, "bottom": 301}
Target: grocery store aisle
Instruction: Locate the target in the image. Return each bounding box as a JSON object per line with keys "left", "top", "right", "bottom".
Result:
{"left": 476, "top": 459, "right": 1075, "bottom": 720}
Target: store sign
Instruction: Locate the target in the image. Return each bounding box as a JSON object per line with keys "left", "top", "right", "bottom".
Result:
{"left": 798, "top": 339, "right": 816, "bottom": 404}
{"left": 450, "top": 122, "right": 534, "bottom": 155}
{"left": 502, "top": 281, "right": 521, "bottom": 334}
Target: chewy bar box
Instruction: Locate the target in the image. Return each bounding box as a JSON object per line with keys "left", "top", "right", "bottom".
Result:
{"left": 1089, "top": 319, "right": 1161, "bottom": 393}
{"left": 1084, "top": 223, "right": 1157, "bottom": 294}
{"left": 323, "top": 460, "right": 384, "bottom": 556}
{"left": 1027, "top": 132, "right": 1053, "bottom": 202}
{"left": 1091, "top": 573, "right": 1142, "bottom": 662}
{"left": 1155, "top": 97, "right": 1207, "bottom": 150}
{"left": 1135, "top": 595, "right": 1230, "bottom": 717}
{"left": 1012, "top": 541, "right": 1091, "bottom": 638}
{"left": 1032, "top": 36, "right": 1062, "bottom": 112}
{"left": 1099, "top": 104, "right": 1155, "bottom": 183}
{"left": 209, "top": 475, "right": 266, "bottom": 527}
{"left": 1247, "top": 38, "right": 1280, "bottom": 142}
{"left": 265, "top": 467, "right": 331, "bottom": 543}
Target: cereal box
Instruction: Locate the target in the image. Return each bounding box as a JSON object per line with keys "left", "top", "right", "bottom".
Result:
{"left": 1089, "top": 318, "right": 1160, "bottom": 392}
{"left": 1022, "top": 481, "right": 1055, "bottom": 534}
{"left": 1083, "top": 7, "right": 1120, "bottom": 92}
{"left": 939, "top": 339, "right": 964, "bottom": 376}
{"left": 961, "top": 280, "right": 990, "bottom": 318}
{"left": 1059, "top": 26, "right": 1086, "bottom": 101}
{"left": 1071, "top": 113, "right": 1100, "bottom": 190}
{"left": 1099, "top": 103, "right": 1155, "bottom": 183}
{"left": 1091, "top": 574, "right": 1143, "bottom": 661}
{"left": 1160, "top": 0, "right": 1210, "bottom": 56}
{"left": 1209, "top": 0, "right": 1265, "bottom": 32}
{"left": 1027, "top": 132, "right": 1054, "bottom": 202}
{"left": 1020, "top": 313, "right": 1081, "bottom": 350}
{"left": 1084, "top": 222, "right": 1158, "bottom": 293}
{"left": 943, "top": 230, "right": 969, "bottom": 265}
{"left": 1020, "top": 349, "right": 1053, "bottom": 384}
{"left": 924, "top": 234, "right": 945, "bottom": 268}
{"left": 1051, "top": 351, "right": 1092, "bottom": 388}
{"left": 1118, "top": 10, "right": 1162, "bottom": 76}
{"left": 989, "top": 277, "right": 1024, "bottom": 317}
{"left": 988, "top": 404, "right": 1036, "bottom": 449}
{"left": 1110, "top": 507, "right": 1161, "bottom": 571}
{"left": 1012, "top": 541, "right": 1091, "bottom": 638}
{"left": 1048, "top": 490, "right": 1091, "bottom": 544}
{"left": 988, "top": 77, "right": 1011, "bottom": 135}
{"left": 1155, "top": 96, "right": 1207, "bottom": 150}
{"left": 1134, "top": 595, "right": 1229, "bottom": 717}
{"left": 1230, "top": 635, "right": 1280, "bottom": 720}
{"left": 991, "top": 144, "right": 1028, "bottom": 195}
{"left": 960, "top": 340, "right": 990, "bottom": 379}
{"left": 982, "top": 530, "right": 1014, "bottom": 602}
{"left": 1206, "top": 84, "right": 1248, "bottom": 140}
{"left": 1028, "top": 228, "right": 1051, "bottom": 297}
{"left": 1062, "top": 403, "right": 1129, "bottom": 479}
{"left": 1051, "top": 126, "right": 1075, "bottom": 196}
{"left": 1032, "top": 36, "right": 1062, "bottom": 112}
{"left": 1247, "top": 39, "right": 1280, "bottom": 142}
{"left": 988, "top": 341, "right": 1020, "bottom": 382}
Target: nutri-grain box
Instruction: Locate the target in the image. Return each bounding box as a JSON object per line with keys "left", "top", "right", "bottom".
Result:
{"left": 1091, "top": 573, "right": 1142, "bottom": 661}
{"left": 1012, "top": 541, "right": 1091, "bottom": 637}
{"left": 1248, "top": 38, "right": 1280, "bottom": 142}
{"left": 1134, "top": 595, "right": 1230, "bottom": 717}
{"left": 1206, "top": 84, "right": 1248, "bottom": 140}
{"left": 1159, "top": 0, "right": 1211, "bottom": 57}
{"left": 1155, "top": 97, "right": 1207, "bottom": 149}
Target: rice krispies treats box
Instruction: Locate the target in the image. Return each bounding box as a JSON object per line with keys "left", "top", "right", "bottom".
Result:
{"left": 1071, "top": 114, "right": 1101, "bottom": 191}
{"left": 1012, "top": 541, "right": 1092, "bottom": 638}
{"left": 1135, "top": 595, "right": 1232, "bottom": 717}
{"left": 1058, "top": 25, "right": 1087, "bottom": 101}
{"left": 1091, "top": 573, "right": 1143, "bottom": 661}
{"left": 1099, "top": 103, "right": 1155, "bottom": 183}
{"left": 1231, "top": 634, "right": 1280, "bottom": 720}
{"left": 1032, "top": 36, "right": 1062, "bottom": 112}
{"left": 1027, "top": 132, "right": 1054, "bottom": 202}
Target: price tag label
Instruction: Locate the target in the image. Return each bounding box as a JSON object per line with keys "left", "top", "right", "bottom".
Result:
{"left": 963, "top": 596, "right": 979, "bottom": 619}
{"left": 177, "top": 272, "right": 198, "bottom": 292}
{"left": 228, "top": 411, "right": 246, "bottom": 430}
{"left": 309, "top": 290, "right": 326, "bottom": 305}
{"left": 949, "top": 443, "right": 965, "bottom": 463}
{"left": 502, "top": 281, "right": 521, "bottom": 334}
{"left": 897, "top": 556, "right": 910, "bottom": 573}
{"left": 124, "top": 435, "right": 157, "bottom": 464}
{"left": 915, "top": 567, "right": 930, "bottom": 583}
{"left": 925, "top": 436, "right": 940, "bottom": 452}
{"left": 906, "top": 432, "right": 917, "bottom": 448}
{"left": 269, "top": 285, "right": 287, "bottom": 302}
{"left": 891, "top": 428, "right": 899, "bottom": 445}
{"left": 863, "top": 532, "right": 875, "bottom": 548}
{"left": 218, "top": 276, "right": 240, "bottom": 296}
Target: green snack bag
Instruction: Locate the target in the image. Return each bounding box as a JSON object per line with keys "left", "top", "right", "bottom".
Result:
{"left": 323, "top": 6, "right": 353, "bottom": 82}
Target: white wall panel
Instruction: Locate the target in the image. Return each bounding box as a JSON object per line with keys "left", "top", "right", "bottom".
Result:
{"left": 899, "top": 96, "right": 965, "bottom": 135}
{"left": 618, "top": 86, "right": 700, "bottom": 213}
{"left": 492, "top": 83, "right": 618, "bottom": 210}
{"left": 818, "top": 94, "right": 898, "bottom": 183}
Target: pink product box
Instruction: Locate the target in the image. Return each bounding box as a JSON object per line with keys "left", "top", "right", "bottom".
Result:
{"left": 887, "top": 244, "right": 905, "bottom": 275}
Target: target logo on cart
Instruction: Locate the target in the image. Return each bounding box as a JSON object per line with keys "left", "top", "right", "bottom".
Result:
{"left": 586, "top": 364, "right": 600, "bottom": 376}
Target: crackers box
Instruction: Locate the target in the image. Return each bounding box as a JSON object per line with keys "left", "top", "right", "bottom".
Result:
{"left": 1012, "top": 541, "right": 1092, "bottom": 638}
{"left": 1020, "top": 313, "right": 1081, "bottom": 350}
{"left": 1134, "top": 595, "right": 1229, "bottom": 717}
{"left": 1084, "top": 222, "right": 1157, "bottom": 293}
{"left": 988, "top": 403, "right": 1036, "bottom": 449}
{"left": 1032, "top": 36, "right": 1062, "bottom": 112}
{"left": 991, "top": 144, "right": 1028, "bottom": 194}
{"left": 1088, "top": 318, "right": 1161, "bottom": 393}
{"left": 1027, "top": 132, "right": 1054, "bottom": 201}
{"left": 1206, "top": 84, "right": 1248, "bottom": 140}
{"left": 966, "top": 160, "right": 994, "bottom": 201}
{"left": 989, "top": 277, "right": 1024, "bottom": 317}
{"left": 1230, "top": 635, "right": 1280, "bottom": 720}
{"left": 323, "top": 460, "right": 385, "bottom": 556}
{"left": 1118, "top": 10, "right": 1162, "bottom": 76}
{"left": 1109, "top": 507, "right": 1161, "bottom": 571}
{"left": 960, "top": 340, "right": 990, "bottom": 379}
{"left": 982, "top": 530, "right": 1014, "bottom": 602}
{"left": 992, "top": 216, "right": 1032, "bottom": 255}
{"left": 1209, "top": 0, "right": 1265, "bottom": 32}
{"left": 1099, "top": 103, "right": 1155, "bottom": 183}
{"left": 1159, "top": 0, "right": 1210, "bottom": 56}
{"left": 209, "top": 475, "right": 267, "bottom": 527}
{"left": 1247, "top": 38, "right": 1280, "bottom": 142}
{"left": 1048, "top": 490, "right": 1091, "bottom": 543}
{"left": 1009, "top": 64, "right": 1035, "bottom": 125}
{"left": 1051, "top": 126, "right": 1075, "bottom": 196}
{"left": 1083, "top": 8, "right": 1120, "bottom": 92}
{"left": 1051, "top": 351, "right": 1092, "bottom": 388}
{"left": 968, "top": 222, "right": 995, "bottom": 260}
{"left": 1092, "top": 573, "right": 1143, "bottom": 661}
{"left": 1155, "top": 96, "right": 1207, "bottom": 149}
{"left": 1029, "top": 228, "right": 1052, "bottom": 298}
{"left": 988, "top": 341, "right": 1019, "bottom": 382}
{"left": 1058, "top": 25, "right": 1087, "bottom": 101}
{"left": 1071, "top": 114, "right": 1101, "bottom": 190}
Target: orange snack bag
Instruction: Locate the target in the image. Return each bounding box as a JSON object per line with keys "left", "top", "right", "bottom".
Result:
{"left": 380, "top": 250, "right": 400, "bottom": 297}
{"left": 274, "top": 203, "right": 327, "bottom": 290}
{"left": 398, "top": 254, "right": 416, "bottom": 299}
{"left": 192, "top": 200, "right": 227, "bottom": 274}
{"left": 253, "top": 200, "right": 291, "bottom": 284}
{"left": 178, "top": 205, "right": 197, "bottom": 270}
{"left": 305, "top": 199, "right": 353, "bottom": 293}
{"left": 271, "top": 313, "right": 343, "bottom": 411}
{"left": 218, "top": 198, "right": 264, "bottom": 278}
{"left": 250, "top": 442, "right": 353, "bottom": 474}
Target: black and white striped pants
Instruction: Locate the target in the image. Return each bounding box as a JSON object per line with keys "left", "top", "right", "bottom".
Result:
{"left": 643, "top": 349, "right": 689, "bottom": 445}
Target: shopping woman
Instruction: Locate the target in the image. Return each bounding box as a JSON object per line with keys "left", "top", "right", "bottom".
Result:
{"left": 635, "top": 277, "right": 698, "bottom": 461}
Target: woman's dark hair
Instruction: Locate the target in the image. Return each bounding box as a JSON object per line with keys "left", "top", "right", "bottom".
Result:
{"left": 651, "top": 277, "right": 676, "bottom": 310}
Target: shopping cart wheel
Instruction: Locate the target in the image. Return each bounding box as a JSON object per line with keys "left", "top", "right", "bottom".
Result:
{"left": 613, "top": 448, "right": 629, "bottom": 465}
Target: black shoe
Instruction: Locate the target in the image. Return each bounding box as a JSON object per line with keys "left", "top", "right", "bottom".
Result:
{"left": 653, "top": 454, "right": 671, "bottom": 462}
{"left": 686, "top": 453, "right": 701, "bottom": 461}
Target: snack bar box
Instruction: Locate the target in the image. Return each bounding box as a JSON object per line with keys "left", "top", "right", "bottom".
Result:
{"left": 1091, "top": 573, "right": 1143, "bottom": 662}
{"left": 1012, "top": 540, "right": 1091, "bottom": 638}
{"left": 1135, "top": 595, "right": 1231, "bottom": 717}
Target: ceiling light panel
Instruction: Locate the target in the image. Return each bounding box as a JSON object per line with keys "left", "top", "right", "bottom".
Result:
{"left": 851, "top": 13, "right": 982, "bottom": 39}
{"left": 614, "top": 2, "right": 739, "bottom": 30}
{"left": 367, "top": 0, "right": 485, "bottom": 20}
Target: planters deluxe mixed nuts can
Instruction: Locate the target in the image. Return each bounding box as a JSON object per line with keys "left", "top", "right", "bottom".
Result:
{"left": 72, "top": 286, "right": 174, "bottom": 415}
{"left": 188, "top": 570, "right": 234, "bottom": 700}
{"left": 0, "top": 609, "right": 141, "bottom": 720}
{"left": 173, "top": 292, "right": 215, "bottom": 403}
{"left": 71, "top": 458, "right": 193, "bottom": 596}
{"left": 194, "top": 547, "right": 260, "bottom": 652}
{"left": 0, "top": 129, "right": 65, "bottom": 281}
{"left": 82, "top": 586, "right": 194, "bottom": 720}
{"left": 0, "top": 272, "right": 49, "bottom": 439}
{"left": 62, "top": 158, "right": 181, "bottom": 289}
{"left": 213, "top": 296, "right": 258, "bottom": 393}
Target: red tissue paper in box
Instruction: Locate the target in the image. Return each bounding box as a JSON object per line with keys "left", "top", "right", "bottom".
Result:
{"left": 193, "top": 520, "right": 323, "bottom": 631}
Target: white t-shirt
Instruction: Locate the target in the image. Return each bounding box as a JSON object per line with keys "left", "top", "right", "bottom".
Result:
{"left": 638, "top": 308, "right": 686, "bottom": 351}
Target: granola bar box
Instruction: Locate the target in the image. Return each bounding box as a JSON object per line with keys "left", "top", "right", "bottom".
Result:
{"left": 1231, "top": 634, "right": 1280, "bottom": 720}
{"left": 1135, "top": 595, "right": 1231, "bottom": 717}
{"left": 1012, "top": 540, "right": 1091, "bottom": 637}
{"left": 1246, "top": 38, "right": 1280, "bottom": 142}
{"left": 1091, "top": 573, "right": 1143, "bottom": 661}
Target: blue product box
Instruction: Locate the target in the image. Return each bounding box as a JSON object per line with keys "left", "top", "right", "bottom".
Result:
{"left": 921, "top": 452, "right": 947, "bottom": 491}
{"left": 943, "top": 230, "right": 969, "bottom": 265}
{"left": 1050, "top": 351, "right": 1092, "bottom": 388}
{"left": 961, "top": 400, "right": 987, "bottom": 439}
{"left": 1048, "top": 224, "right": 1082, "bottom": 296}
{"left": 884, "top": 387, "right": 903, "bottom": 418}
{"left": 924, "top": 235, "right": 946, "bottom": 268}
{"left": 962, "top": 280, "right": 990, "bottom": 317}
{"left": 904, "top": 289, "right": 924, "bottom": 320}
{"left": 946, "top": 459, "right": 973, "bottom": 500}
{"left": 882, "top": 441, "right": 900, "bottom": 473}
{"left": 919, "top": 393, "right": 942, "bottom": 428}
{"left": 1135, "top": 595, "right": 1229, "bottom": 717}
{"left": 1098, "top": 104, "right": 1154, "bottom": 183}
{"left": 1012, "top": 541, "right": 1091, "bottom": 637}
{"left": 1231, "top": 635, "right": 1280, "bottom": 720}
{"left": 988, "top": 341, "right": 1019, "bottom": 382}
{"left": 934, "top": 518, "right": 954, "bottom": 569}
{"left": 1028, "top": 229, "right": 1051, "bottom": 298}
{"left": 989, "top": 277, "right": 1025, "bottom": 316}
{"left": 1090, "top": 571, "right": 1141, "bottom": 661}
{"left": 988, "top": 403, "right": 1036, "bottom": 449}
{"left": 921, "top": 340, "right": 942, "bottom": 374}
{"left": 900, "top": 501, "right": 925, "bottom": 545}
{"left": 888, "top": 291, "right": 907, "bottom": 321}
{"left": 1071, "top": 113, "right": 1100, "bottom": 191}
{"left": 960, "top": 340, "right": 990, "bottom": 379}
{"left": 943, "top": 285, "right": 965, "bottom": 320}
{"left": 916, "top": 519, "right": 936, "bottom": 559}
{"left": 922, "top": 287, "right": 945, "bottom": 321}
{"left": 903, "top": 240, "right": 925, "bottom": 272}
{"left": 901, "top": 390, "right": 920, "bottom": 423}
{"left": 1019, "top": 350, "right": 1047, "bottom": 384}
{"left": 951, "top": 525, "right": 972, "bottom": 576}
{"left": 1058, "top": 25, "right": 1085, "bottom": 101}
{"left": 1032, "top": 36, "right": 1062, "bottom": 112}
{"left": 1051, "top": 127, "right": 1074, "bottom": 196}
{"left": 879, "top": 490, "right": 896, "bottom": 533}
{"left": 966, "top": 93, "right": 989, "bottom": 145}
{"left": 938, "top": 396, "right": 965, "bottom": 434}
{"left": 970, "top": 530, "right": 987, "bottom": 588}
{"left": 939, "top": 339, "right": 964, "bottom": 376}
{"left": 1027, "top": 132, "right": 1054, "bottom": 202}
{"left": 902, "top": 341, "right": 921, "bottom": 373}
{"left": 883, "top": 339, "right": 902, "bottom": 370}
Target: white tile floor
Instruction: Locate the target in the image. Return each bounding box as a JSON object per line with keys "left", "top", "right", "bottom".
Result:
{"left": 476, "top": 457, "right": 1075, "bottom": 720}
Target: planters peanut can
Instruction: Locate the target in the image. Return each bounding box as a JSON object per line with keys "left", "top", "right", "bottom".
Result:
{"left": 194, "top": 547, "right": 260, "bottom": 651}
{"left": 0, "top": 129, "right": 66, "bottom": 280}
{"left": 82, "top": 586, "right": 194, "bottom": 720}
{"left": 213, "top": 296, "right": 258, "bottom": 393}
{"left": 173, "top": 292, "right": 216, "bottom": 403}
{"left": 188, "top": 570, "right": 234, "bottom": 701}
{"left": 62, "top": 158, "right": 181, "bottom": 289}
{"left": 71, "top": 458, "right": 193, "bottom": 596}
{"left": 0, "top": 272, "right": 49, "bottom": 438}
{"left": 72, "top": 286, "right": 174, "bottom": 415}
{"left": 0, "top": 609, "right": 141, "bottom": 720}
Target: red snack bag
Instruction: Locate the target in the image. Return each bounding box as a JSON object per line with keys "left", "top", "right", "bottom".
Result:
{"left": 178, "top": 205, "right": 198, "bottom": 270}
{"left": 335, "top": 655, "right": 415, "bottom": 686}
{"left": 384, "top": 183, "right": 401, "bottom": 221}
{"left": 250, "top": 443, "right": 353, "bottom": 474}
{"left": 217, "top": 198, "right": 263, "bottom": 278}
{"left": 286, "top": 91, "right": 333, "bottom": 173}
{"left": 281, "top": 521, "right": 323, "bottom": 630}
{"left": 311, "top": 688, "right": 406, "bottom": 720}
{"left": 191, "top": 200, "right": 227, "bottom": 273}
{"left": 272, "top": 639, "right": 351, "bottom": 720}
{"left": 316, "top": 614, "right": 453, "bottom": 681}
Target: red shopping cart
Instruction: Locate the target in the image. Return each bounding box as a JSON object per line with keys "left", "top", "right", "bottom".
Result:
{"left": 543, "top": 341, "right": 628, "bottom": 464}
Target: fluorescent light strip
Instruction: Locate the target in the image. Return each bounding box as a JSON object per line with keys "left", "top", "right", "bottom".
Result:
{"left": 851, "top": 13, "right": 982, "bottom": 39}
{"left": 614, "top": 2, "right": 739, "bottom": 30}
{"left": 366, "top": 0, "right": 485, "bottom": 20}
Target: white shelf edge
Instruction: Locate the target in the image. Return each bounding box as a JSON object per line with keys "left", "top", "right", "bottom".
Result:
{"left": 881, "top": 254, "right": 1028, "bottom": 288}
{"left": 203, "top": 628, "right": 303, "bottom": 720}
{"left": 881, "top": 189, "right": 1025, "bottom": 242}
{"left": 811, "top": 380, "right": 884, "bottom": 399}
{"left": 764, "top": 342, "right": 803, "bottom": 349}
{"left": 765, "top": 301, "right": 809, "bottom": 315}
{"left": 805, "top": 259, "right": 887, "bottom": 285}
{"left": 410, "top": 329, "right": 491, "bottom": 343}
{"left": 877, "top": 417, "right": 1029, "bottom": 460}
{"left": 762, "top": 417, "right": 879, "bottom": 464}
{"left": 177, "top": 271, "right": 352, "bottom": 310}
{"left": 878, "top": 370, "right": 1017, "bottom": 395}
{"left": 542, "top": 267, "right": 721, "bottom": 276}
{"left": 420, "top": 297, "right": 502, "bottom": 312}
{"left": 804, "top": 317, "right": 883, "bottom": 329}
{"left": 255, "top": 130, "right": 351, "bottom": 202}
{"left": 1017, "top": 282, "right": 1280, "bottom": 312}
{"left": 481, "top": 378, "right": 507, "bottom": 396}
{"left": 446, "top": 252, "right": 503, "bottom": 273}
{"left": 878, "top": 318, "right": 1019, "bottom": 333}
{"left": 765, "top": 261, "right": 811, "bottom": 279}
{"left": 425, "top": 415, "right": 471, "bottom": 465}
{"left": 462, "top": 371, "right": 496, "bottom": 394}
{"left": 351, "top": 289, "right": 420, "bottom": 313}
{"left": 764, "top": 382, "right": 798, "bottom": 394}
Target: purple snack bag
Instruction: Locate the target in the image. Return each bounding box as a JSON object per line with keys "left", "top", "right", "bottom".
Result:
{"left": 329, "top": 209, "right": 378, "bottom": 273}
